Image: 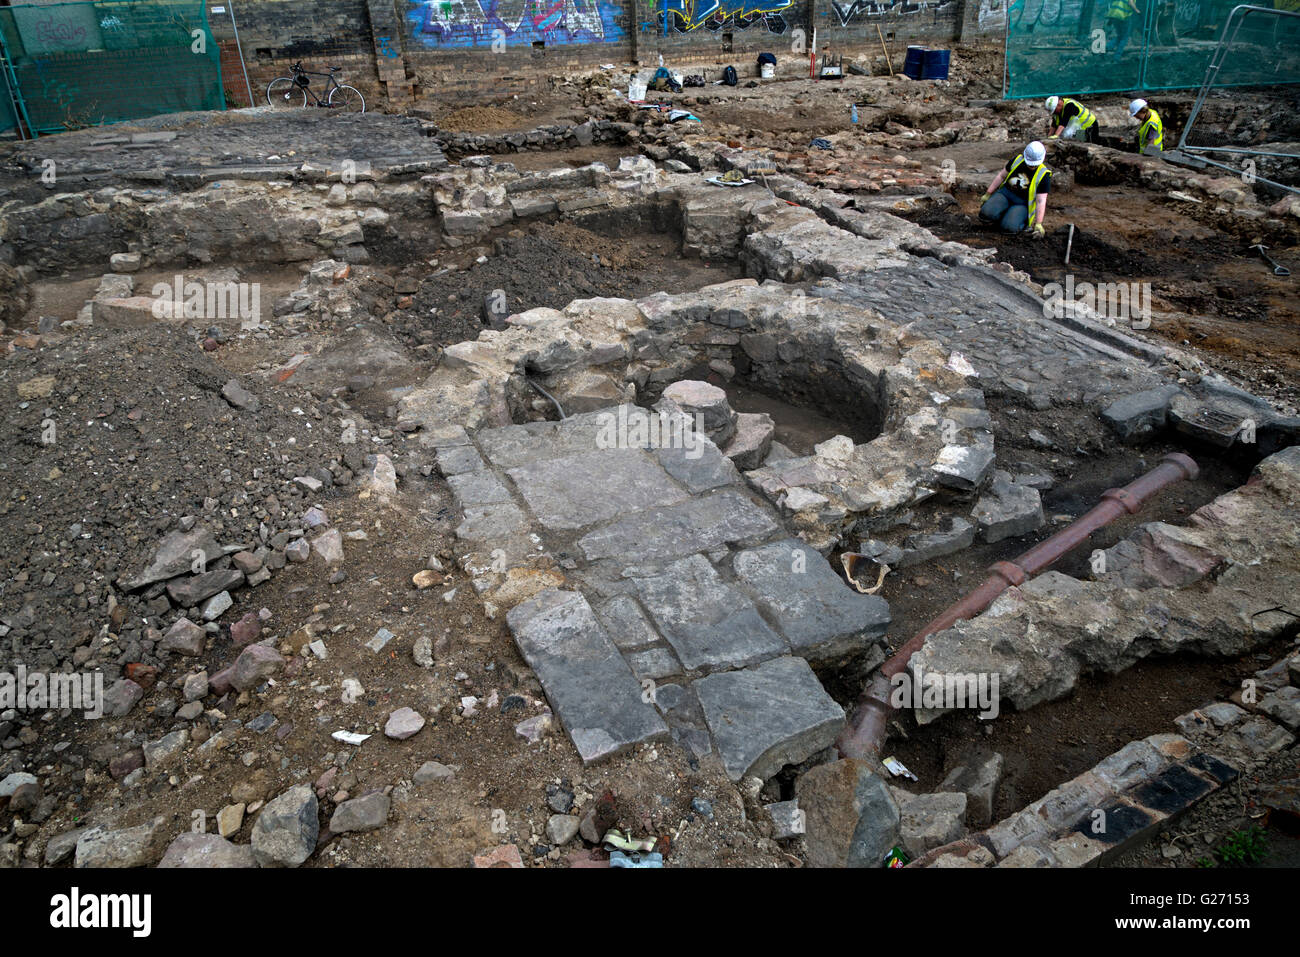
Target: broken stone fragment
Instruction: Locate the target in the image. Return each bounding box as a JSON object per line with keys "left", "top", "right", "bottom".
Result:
{"left": 1167, "top": 392, "right": 1263, "bottom": 448}
{"left": 230, "top": 611, "right": 261, "bottom": 645}
{"left": 109, "top": 251, "right": 142, "bottom": 273}
{"left": 330, "top": 791, "right": 390, "bottom": 833}
{"left": 166, "top": 567, "right": 244, "bottom": 606}
{"left": 722, "top": 411, "right": 775, "bottom": 471}
{"left": 515, "top": 711, "right": 552, "bottom": 744}
{"left": 1099, "top": 522, "right": 1223, "bottom": 589}
{"left": 894, "top": 789, "right": 968, "bottom": 858}
{"left": 121, "top": 526, "right": 223, "bottom": 590}
{"left": 158, "top": 832, "right": 254, "bottom": 868}
{"left": 142, "top": 729, "right": 189, "bottom": 770}
{"left": 159, "top": 617, "right": 206, "bottom": 656}
{"left": 44, "top": 827, "right": 87, "bottom": 866}
{"left": 229, "top": 644, "right": 284, "bottom": 692}
{"left": 74, "top": 816, "right": 168, "bottom": 868}
{"left": 796, "top": 760, "right": 900, "bottom": 868}
{"left": 939, "top": 751, "right": 1004, "bottom": 828}
{"left": 898, "top": 516, "right": 976, "bottom": 567}
{"left": 472, "top": 844, "right": 524, "bottom": 868}
{"left": 971, "top": 471, "right": 1044, "bottom": 544}
{"left": 311, "top": 527, "right": 344, "bottom": 564}
{"left": 384, "top": 706, "right": 426, "bottom": 740}
{"left": 547, "top": 814, "right": 581, "bottom": 845}
{"left": 364, "top": 453, "right": 399, "bottom": 500}
{"left": 693, "top": 656, "right": 845, "bottom": 782}
{"left": 232, "top": 550, "right": 263, "bottom": 575}
{"left": 251, "top": 785, "right": 318, "bottom": 867}
{"left": 765, "top": 799, "right": 804, "bottom": 840}
{"left": 932, "top": 442, "right": 995, "bottom": 492}
{"left": 102, "top": 678, "right": 145, "bottom": 717}
{"left": 414, "top": 761, "right": 455, "bottom": 784}
{"left": 221, "top": 378, "right": 260, "bottom": 412}
{"left": 659, "top": 379, "right": 737, "bottom": 446}
{"left": 1100, "top": 386, "right": 1180, "bottom": 442}
{"left": 201, "top": 590, "right": 233, "bottom": 621}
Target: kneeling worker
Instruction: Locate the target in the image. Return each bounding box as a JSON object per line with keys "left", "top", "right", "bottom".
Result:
{"left": 979, "top": 141, "right": 1052, "bottom": 239}
{"left": 1045, "top": 95, "right": 1099, "bottom": 143}
{"left": 1129, "top": 98, "right": 1163, "bottom": 155}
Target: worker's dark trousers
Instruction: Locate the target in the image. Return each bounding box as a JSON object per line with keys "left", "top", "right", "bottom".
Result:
{"left": 979, "top": 188, "right": 1029, "bottom": 233}
{"left": 1108, "top": 16, "right": 1134, "bottom": 56}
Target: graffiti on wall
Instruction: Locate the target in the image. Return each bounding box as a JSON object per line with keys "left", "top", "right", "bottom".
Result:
{"left": 11, "top": 4, "right": 103, "bottom": 55}
{"left": 656, "top": 0, "right": 793, "bottom": 34}
{"left": 829, "top": 0, "right": 954, "bottom": 26}
{"left": 977, "top": 0, "right": 1006, "bottom": 28}
{"left": 407, "top": 0, "right": 622, "bottom": 47}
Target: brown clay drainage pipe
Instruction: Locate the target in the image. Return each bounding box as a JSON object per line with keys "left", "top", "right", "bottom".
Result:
{"left": 835, "top": 452, "right": 1200, "bottom": 760}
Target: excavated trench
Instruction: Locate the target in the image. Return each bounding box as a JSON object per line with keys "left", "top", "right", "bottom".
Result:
{"left": 6, "top": 138, "right": 1295, "bottom": 868}
{"left": 398, "top": 177, "right": 1289, "bottom": 792}
{"left": 898, "top": 186, "right": 1300, "bottom": 410}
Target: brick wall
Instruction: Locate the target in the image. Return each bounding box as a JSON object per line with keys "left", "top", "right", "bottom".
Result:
{"left": 209, "top": 0, "right": 381, "bottom": 106}
{"left": 209, "top": 0, "right": 975, "bottom": 108}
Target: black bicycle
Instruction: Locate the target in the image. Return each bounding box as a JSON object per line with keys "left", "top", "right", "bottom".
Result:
{"left": 266, "top": 62, "right": 365, "bottom": 113}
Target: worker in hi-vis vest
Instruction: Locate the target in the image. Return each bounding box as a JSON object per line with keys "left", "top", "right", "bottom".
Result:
{"left": 1045, "top": 95, "right": 1100, "bottom": 143}
{"left": 1105, "top": 0, "right": 1141, "bottom": 56}
{"left": 979, "top": 141, "right": 1052, "bottom": 239}
{"left": 1129, "top": 98, "right": 1164, "bottom": 155}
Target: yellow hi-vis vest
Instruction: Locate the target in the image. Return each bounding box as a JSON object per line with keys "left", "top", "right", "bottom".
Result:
{"left": 1055, "top": 97, "right": 1096, "bottom": 130}
{"left": 1137, "top": 108, "right": 1164, "bottom": 151}
{"left": 1107, "top": 0, "right": 1133, "bottom": 18}
{"left": 1007, "top": 155, "right": 1051, "bottom": 209}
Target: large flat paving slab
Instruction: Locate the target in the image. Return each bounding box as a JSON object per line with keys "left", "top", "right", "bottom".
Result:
{"left": 693, "top": 656, "right": 846, "bottom": 782}
{"left": 447, "top": 399, "right": 887, "bottom": 781}
{"left": 577, "top": 489, "right": 780, "bottom": 562}
{"left": 507, "top": 448, "right": 689, "bottom": 530}
{"left": 733, "top": 539, "right": 890, "bottom": 664}
{"left": 506, "top": 589, "right": 668, "bottom": 764}
{"left": 632, "top": 554, "right": 788, "bottom": 673}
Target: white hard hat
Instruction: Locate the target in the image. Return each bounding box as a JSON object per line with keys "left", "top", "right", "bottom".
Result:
{"left": 1045, "top": 96, "right": 1060, "bottom": 112}
{"left": 1023, "top": 141, "right": 1046, "bottom": 166}
{"left": 1129, "top": 98, "right": 1147, "bottom": 116}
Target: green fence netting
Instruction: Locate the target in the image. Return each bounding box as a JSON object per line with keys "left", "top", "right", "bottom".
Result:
{"left": 1004, "top": 0, "right": 1300, "bottom": 99}
{"left": 0, "top": 0, "right": 224, "bottom": 137}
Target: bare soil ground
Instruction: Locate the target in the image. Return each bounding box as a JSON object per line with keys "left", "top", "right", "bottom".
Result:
{"left": 904, "top": 179, "right": 1300, "bottom": 409}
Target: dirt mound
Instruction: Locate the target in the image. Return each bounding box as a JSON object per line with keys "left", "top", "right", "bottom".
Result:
{"left": 0, "top": 324, "right": 348, "bottom": 674}
{"left": 393, "top": 221, "right": 741, "bottom": 349}
{"left": 437, "top": 105, "right": 529, "bottom": 133}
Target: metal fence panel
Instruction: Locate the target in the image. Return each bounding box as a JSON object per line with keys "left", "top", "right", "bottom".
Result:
{"left": 1004, "top": 0, "right": 1300, "bottom": 98}
{"left": 0, "top": 0, "right": 224, "bottom": 138}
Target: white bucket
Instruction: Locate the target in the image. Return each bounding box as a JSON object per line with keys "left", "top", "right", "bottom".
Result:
{"left": 760, "top": 62, "right": 775, "bottom": 79}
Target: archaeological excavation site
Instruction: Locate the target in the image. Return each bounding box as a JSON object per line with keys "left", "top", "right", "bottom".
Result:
{"left": 0, "top": 0, "right": 1298, "bottom": 911}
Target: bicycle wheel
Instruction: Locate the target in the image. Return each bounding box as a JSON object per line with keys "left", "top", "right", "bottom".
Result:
{"left": 266, "top": 77, "right": 305, "bottom": 108}
{"left": 328, "top": 85, "right": 365, "bottom": 113}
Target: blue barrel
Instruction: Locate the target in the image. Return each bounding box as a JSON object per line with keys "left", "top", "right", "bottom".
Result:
{"left": 902, "top": 46, "right": 925, "bottom": 80}
{"left": 921, "top": 48, "right": 950, "bottom": 80}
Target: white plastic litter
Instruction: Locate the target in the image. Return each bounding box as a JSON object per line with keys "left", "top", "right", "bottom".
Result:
{"left": 332, "top": 730, "right": 370, "bottom": 746}
{"left": 882, "top": 756, "right": 918, "bottom": 781}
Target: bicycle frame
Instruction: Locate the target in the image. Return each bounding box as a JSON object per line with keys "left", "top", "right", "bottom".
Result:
{"left": 289, "top": 66, "right": 342, "bottom": 106}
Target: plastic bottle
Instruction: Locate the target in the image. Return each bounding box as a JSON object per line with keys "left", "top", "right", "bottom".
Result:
{"left": 850, "top": 104, "right": 859, "bottom": 123}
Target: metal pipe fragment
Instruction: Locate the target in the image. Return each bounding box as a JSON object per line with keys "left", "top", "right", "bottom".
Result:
{"left": 835, "top": 452, "right": 1199, "bottom": 760}
{"left": 1064, "top": 223, "right": 1075, "bottom": 266}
